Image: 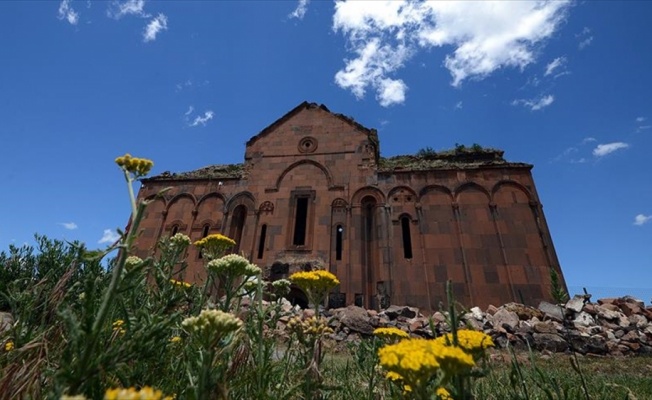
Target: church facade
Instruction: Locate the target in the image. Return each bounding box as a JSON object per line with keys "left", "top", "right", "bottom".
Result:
{"left": 134, "top": 102, "right": 566, "bottom": 311}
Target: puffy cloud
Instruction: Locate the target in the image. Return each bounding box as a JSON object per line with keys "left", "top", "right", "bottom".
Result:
{"left": 98, "top": 229, "right": 120, "bottom": 244}
{"left": 636, "top": 116, "right": 646, "bottom": 123}
{"left": 58, "top": 0, "right": 79, "bottom": 25}
{"left": 592, "top": 142, "right": 629, "bottom": 157}
{"left": 289, "top": 0, "right": 310, "bottom": 20}
{"left": 143, "top": 13, "right": 168, "bottom": 42}
{"left": 581, "top": 137, "right": 596, "bottom": 144}
{"left": 190, "top": 111, "right": 215, "bottom": 127}
{"left": 512, "top": 94, "right": 554, "bottom": 111}
{"left": 108, "top": 0, "right": 147, "bottom": 19}
{"left": 544, "top": 56, "right": 566, "bottom": 76}
{"left": 59, "top": 222, "right": 78, "bottom": 230}
{"left": 634, "top": 214, "right": 652, "bottom": 226}
{"left": 332, "top": 0, "right": 570, "bottom": 105}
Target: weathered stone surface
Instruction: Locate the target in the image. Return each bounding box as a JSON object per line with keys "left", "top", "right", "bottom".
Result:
{"left": 565, "top": 295, "right": 587, "bottom": 313}
{"left": 338, "top": 306, "right": 374, "bottom": 335}
{"left": 573, "top": 311, "right": 595, "bottom": 328}
{"left": 538, "top": 301, "right": 564, "bottom": 321}
{"left": 503, "top": 303, "right": 544, "bottom": 320}
{"left": 0, "top": 312, "right": 13, "bottom": 333}
{"left": 470, "top": 306, "right": 484, "bottom": 321}
{"left": 533, "top": 333, "right": 569, "bottom": 352}
{"left": 491, "top": 309, "right": 519, "bottom": 332}
{"left": 383, "top": 305, "right": 418, "bottom": 320}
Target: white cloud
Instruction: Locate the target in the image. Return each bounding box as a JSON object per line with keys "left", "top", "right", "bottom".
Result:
{"left": 592, "top": 142, "right": 629, "bottom": 157}
{"left": 581, "top": 137, "right": 596, "bottom": 144}
{"left": 636, "top": 125, "right": 651, "bottom": 133}
{"left": 512, "top": 94, "right": 554, "bottom": 111}
{"left": 143, "top": 14, "right": 168, "bottom": 42}
{"left": 185, "top": 105, "right": 194, "bottom": 116}
{"left": 577, "top": 27, "right": 593, "bottom": 50}
{"left": 190, "top": 111, "right": 215, "bottom": 127}
{"left": 108, "top": 0, "right": 147, "bottom": 19}
{"left": 289, "top": 0, "right": 310, "bottom": 20}
{"left": 454, "top": 101, "right": 463, "bottom": 110}
{"left": 98, "top": 229, "right": 120, "bottom": 244}
{"left": 332, "top": 0, "right": 570, "bottom": 105}
{"left": 634, "top": 214, "right": 652, "bottom": 226}
{"left": 59, "top": 222, "right": 78, "bottom": 230}
{"left": 544, "top": 56, "right": 566, "bottom": 76}
{"left": 58, "top": 0, "right": 79, "bottom": 25}
{"left": 636, "top": 116, "right": 646, "bottom": 123}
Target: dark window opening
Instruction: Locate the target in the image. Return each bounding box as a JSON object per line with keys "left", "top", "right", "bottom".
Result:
{"left": 229, "top": 205, "right": 247, "bottom": 254}
{"left": 293, "top": 197, "right": 309, "bottom": 246}
{"left": 335, "top": 225, "right": 343, "bottom": 260}
{"left": 401, "top": 216, "right": 413, "bottom": 259}
{"left": 199, "top": 224, "right": 210, "bottom": 259}
{"left": 171, "top": 225, "right": 179, "bottom": 236}
{"left": 257, "top": 224, "right": 267, "bottom": 259}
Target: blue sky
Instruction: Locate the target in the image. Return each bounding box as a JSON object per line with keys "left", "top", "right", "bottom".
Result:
{"left": 1, "top": 1, "right": 651, "bottom": 303}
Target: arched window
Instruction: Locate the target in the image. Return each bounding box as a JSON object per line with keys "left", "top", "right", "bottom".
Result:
{"left": 171, "top": 225, "right": 179, "bottom": 236}
{"left": 335, "top": 225, "right": 343, "bottom": 261}
{"left": 229, "top": 205, "right": 247, "bottom": 254}
{"left": 198, "top": 224, "right": 210, "bottom": 259}
{"left": 257, "top": 224, "right": 267, "bottom": 259}
{"left": 401, "top": 216, "right": 413, "bottom": 259}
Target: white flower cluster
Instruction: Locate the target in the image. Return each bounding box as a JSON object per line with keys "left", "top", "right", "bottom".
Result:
{"left": 124, "top": 256, "right": 143, "bottom": 271}
{"left": 181, "top": 309, "right": 243, "bottom": 336}
{"left": 207, "top": 254, "right": 261, "bottom": 277}
{"left": 169, "top": 233, "right": 191, "bottom": 247}
{"left": 272, "top": 279, "right": 291, "bottom": 296}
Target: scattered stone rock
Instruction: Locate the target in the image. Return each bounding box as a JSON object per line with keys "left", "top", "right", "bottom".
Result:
{"left": 538, "top": 301, "right": 564, "bottom": 321}
{"left": 338, "top": 306, "right": 374, "bottom": 335}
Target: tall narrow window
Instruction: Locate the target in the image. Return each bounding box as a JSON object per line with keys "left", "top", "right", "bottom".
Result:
{"left": 335, "top": 225, "right": 343, "bottom": 260}
{"left": 229, "top": 205, "right": 247, "bottom": 254}
{"left": 257, "top": 224, "right": 267, "bottom": 259}
{"left": 199, "top": 224, "right": 210, "bottom": 259}
{"left": 293, "top": 197, "right": 309, "bottom": 246}
{"left": 171, "top": 225, "right": 179, "bottom": 236}
{"left": 401, "top": 216, "right": 413, "bottom": 259}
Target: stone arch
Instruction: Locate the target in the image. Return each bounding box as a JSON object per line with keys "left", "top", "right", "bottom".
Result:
{"left": 453, "top": 182, "right": 490, "bottom": 202}
{"left": 273, "top": 159, "right": 334, "bottom": 190}
{"left": 167, "top": 193, "right": 197, "bottom": 209}
{"left": 351, "top": 186, "right": 386, "bottom": 206}
{"left": 491, "top": 180, "right": 533, "bottom": 203}
{"left": 419, "top": 185, "right": 453, "bottom": 200}
{"left": 166, "top": 194, "right": 196, "bottom": 234}
{"left": 225, "top": 191, "right": 256, "bottom": 212}
{"left": 196, "top": 192, "right": 227, "bottom": 211}
{"left": 388, "top": 186, "right": 418, "bottom": 204}
{"left": 286, "top": 286, "right": 309, "bottom": 309}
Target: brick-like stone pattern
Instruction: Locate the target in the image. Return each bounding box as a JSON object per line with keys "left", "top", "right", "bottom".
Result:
{"left": 134, "top": 102, "right": 566, "bottom": 311}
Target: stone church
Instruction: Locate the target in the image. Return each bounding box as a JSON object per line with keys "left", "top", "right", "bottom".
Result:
{"left": 134, "top": 102, "right": 566, "bottom": 311}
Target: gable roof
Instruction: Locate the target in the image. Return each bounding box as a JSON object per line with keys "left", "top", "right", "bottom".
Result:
{"left": 245, "top": 101, "right": 377, "bottom": 147}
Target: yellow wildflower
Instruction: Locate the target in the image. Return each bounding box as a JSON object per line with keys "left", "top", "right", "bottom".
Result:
{"left": 169, "top": 278, "right": 192, "bottom": 288}
{"left": 378, "top": 338, "right": 474, "bottom": 390}
{"left": 5, "top": 340, "right": 14, "bottom": 351}
{"left": 290, "top": 270, "right": 340, "bottom": 292}
{"left": 373, "top": 327, "right": 409, "bottom": 341}
{"left": 112, "top": 320, "right": 126, "bottom": 335}
{"left": 170, "top": 336, "right": 182, "bottom": 343}
{"left": 435, "top": 329, "right": 494, "bottom": 360}
{"left": 194, "top": 234, "right": 236, "bottom": 260}
{"left": 60, "top": 395, "right": 87, "bottom": 400}
{"left": 436, "top": 387, "right": 453, "bottom": 400}
{"left": 115, "top": 153, "right": 154, "bottom": 177}
{"left": 104, "top": 386, "right": 173, "bottom": 400}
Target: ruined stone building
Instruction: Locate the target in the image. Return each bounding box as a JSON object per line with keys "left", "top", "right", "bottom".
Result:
{"left": 134, "top": 102, "right": 566, "bottom": 311}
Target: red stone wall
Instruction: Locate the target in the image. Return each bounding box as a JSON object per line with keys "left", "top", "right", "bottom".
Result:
{"left": 134, "top": 104, "right": 565, "bottom": 311}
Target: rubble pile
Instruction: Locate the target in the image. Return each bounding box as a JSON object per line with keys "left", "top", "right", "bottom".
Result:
{"left": 274, "top": 295, "right": 652, "bottom": 356}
